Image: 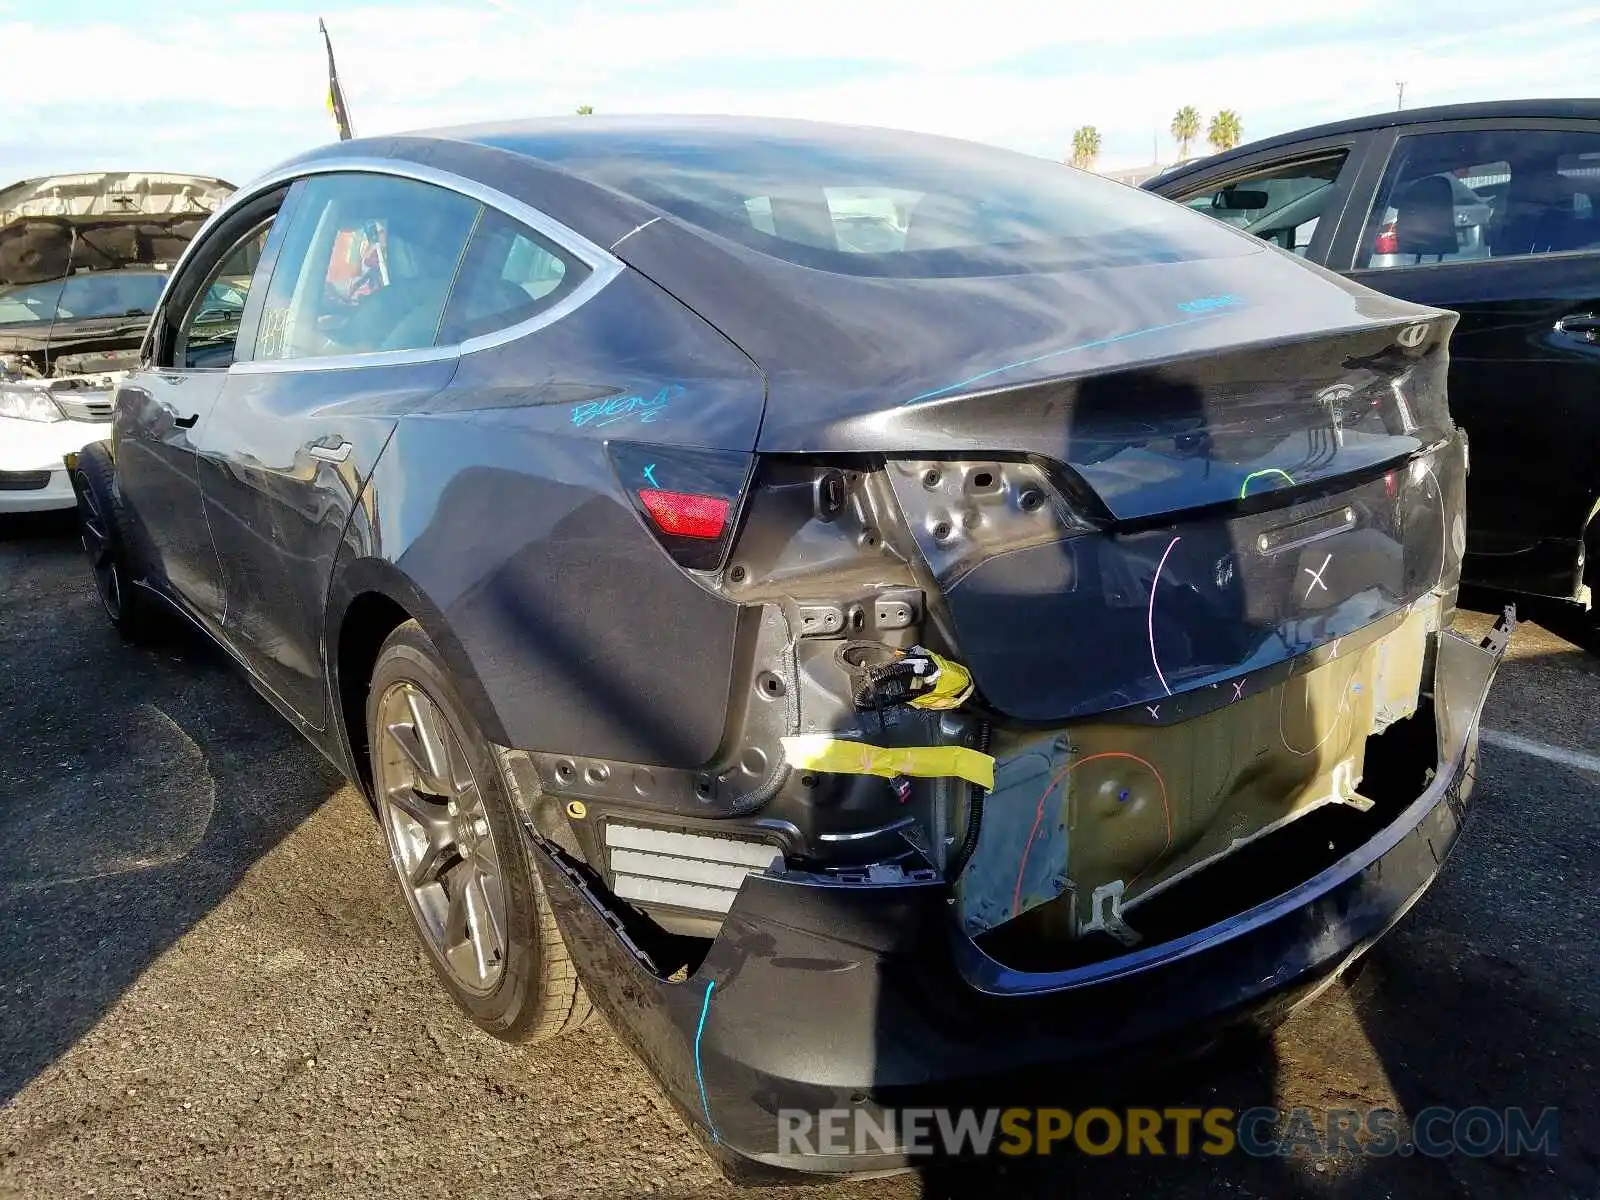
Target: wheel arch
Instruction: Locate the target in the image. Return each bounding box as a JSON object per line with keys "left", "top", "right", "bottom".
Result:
{"left": 325, "top": 555, "right": 510, "bottom": 799}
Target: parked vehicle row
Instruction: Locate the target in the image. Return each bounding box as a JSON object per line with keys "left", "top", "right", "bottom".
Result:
{"left": 67, "top": 116, "right": 1510, "bottom": 1178}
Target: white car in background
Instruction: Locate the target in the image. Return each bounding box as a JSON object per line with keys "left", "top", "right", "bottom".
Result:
{"left": 0, "top": 171, "right": 234, "bottom": 513}
{"left": 0, "top": 378, "right": 123, "bottom": 512}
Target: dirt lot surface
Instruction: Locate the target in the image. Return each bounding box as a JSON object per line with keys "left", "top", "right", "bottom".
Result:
{"left": 2, "top": 511, "right": 1596, "bottom": 1198}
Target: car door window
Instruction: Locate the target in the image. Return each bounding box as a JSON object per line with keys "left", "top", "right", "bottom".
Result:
{"left": 435, "top": 207, "right": 590, "bottom": 343}
{"left": 177, "top": 222, "right": 273, "bottom": 369}
{"left": 1175, "top": 152, "right": 1348, "bottom": 257}
{"left": 253, "top": 173, "right": 481, "bottom": 362}
{"left": 1357, "top": 128, "right": 1600, "bottom": 270}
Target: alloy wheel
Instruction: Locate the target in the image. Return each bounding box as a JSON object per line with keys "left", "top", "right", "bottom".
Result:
{"left": 76, "top": 476, "right": 122, "bottom": 622}
{"left": 374, "top": 681, "right": 508, "bottom": 994}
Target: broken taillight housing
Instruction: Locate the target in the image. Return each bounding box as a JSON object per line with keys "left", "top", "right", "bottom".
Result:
{"left": 607, "top": 441, "right": 751, "bottom": 572}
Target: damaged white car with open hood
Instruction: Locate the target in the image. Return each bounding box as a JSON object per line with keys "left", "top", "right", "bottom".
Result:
{"left": 0, "top": 171, "right": 234, "bottom": 512}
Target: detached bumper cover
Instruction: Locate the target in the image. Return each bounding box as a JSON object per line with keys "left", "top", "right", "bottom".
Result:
{"left": 527, "top": 621, "right": 1507, "bottom": 1177}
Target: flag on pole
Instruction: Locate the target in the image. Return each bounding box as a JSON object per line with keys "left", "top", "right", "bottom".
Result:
{"left": 319, "top": 18, "right": 354, "bottom": 141}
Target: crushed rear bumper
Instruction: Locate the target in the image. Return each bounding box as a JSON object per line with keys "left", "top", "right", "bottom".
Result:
{"left": 526, "top": 617, "right": 1509, "bottom": 1180}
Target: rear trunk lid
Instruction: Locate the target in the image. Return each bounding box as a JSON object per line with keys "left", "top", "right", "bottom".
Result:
{"left": 614, "top": 220, "right": 1461, "bottom": 720}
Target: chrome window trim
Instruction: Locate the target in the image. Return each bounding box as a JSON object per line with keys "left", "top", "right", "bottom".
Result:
{"left": 159, "top": 154, "right": 624, "bottom": 377}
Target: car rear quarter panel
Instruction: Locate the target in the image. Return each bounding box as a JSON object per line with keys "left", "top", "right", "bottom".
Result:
{"left": 329, "top": 267, "right": 768, "bottom": 768}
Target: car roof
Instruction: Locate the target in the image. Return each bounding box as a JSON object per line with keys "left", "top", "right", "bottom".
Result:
{"left": 1148, "top": 98, "right": 1600, "bottom": 190}
{"left": 412, "top": 113, "right": 1031, "bottom": 176}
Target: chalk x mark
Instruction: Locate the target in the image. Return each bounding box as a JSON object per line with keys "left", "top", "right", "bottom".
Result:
{"left": 1303, "top": 553, "right": 1332, "bottom": 599}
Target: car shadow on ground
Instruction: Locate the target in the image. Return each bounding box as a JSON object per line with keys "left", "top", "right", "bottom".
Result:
{"left": 0, "top": 514, "right": 345, "bottom": 1104}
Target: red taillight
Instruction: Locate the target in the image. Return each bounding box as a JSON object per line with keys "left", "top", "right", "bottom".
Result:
{"left": 638, "top": 488, "right": 729, "bottom": 540}
{"left": 1373, "top": 221, "right": 1398, "bottom": 255}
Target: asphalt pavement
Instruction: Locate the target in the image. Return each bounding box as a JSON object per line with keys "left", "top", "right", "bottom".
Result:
{"left": 1, "top": 510, "right": 1596, "bottom": 1199}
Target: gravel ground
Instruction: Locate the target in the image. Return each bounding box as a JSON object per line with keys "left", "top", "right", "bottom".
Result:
{"left": 1, "top": 511, "right": 1596, "bottom": 1199}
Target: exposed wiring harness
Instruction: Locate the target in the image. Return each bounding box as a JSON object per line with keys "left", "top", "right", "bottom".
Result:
{"left": 837, "top": 642, "right": 975, "bottom": 712}
{"left": 836, "top": 641, "right": 987, "bottom": 880}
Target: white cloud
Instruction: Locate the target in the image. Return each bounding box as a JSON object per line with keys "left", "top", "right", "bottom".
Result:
{"left": 0, "top": 1, "right": 1595, "bottom": 181}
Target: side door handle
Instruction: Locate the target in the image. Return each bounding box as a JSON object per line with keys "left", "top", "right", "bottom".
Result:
{"left": 173, "top": 413, "right": 200, "bottom": 428}
{"left": 307, "top": 439, "right": 353, "bottom": 464}
{"left": 1555, "top": 312, "right": 1600, "bottom": 341}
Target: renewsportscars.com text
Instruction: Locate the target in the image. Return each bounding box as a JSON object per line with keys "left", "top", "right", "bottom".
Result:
{"left": 777, "top": 1105, "right": 1560, "bottom": 1159}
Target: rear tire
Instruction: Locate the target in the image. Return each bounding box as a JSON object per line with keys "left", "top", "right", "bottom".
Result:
{"left": 72, "top": 441, "right": 165, "bottom": 645}
{"left": 366, "top": 619, "right": 591, "bottom": 1042}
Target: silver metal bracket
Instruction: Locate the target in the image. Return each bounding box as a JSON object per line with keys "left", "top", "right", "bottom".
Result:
{"left": 1084, "top": 879, "right": 1142, "bottom": 947}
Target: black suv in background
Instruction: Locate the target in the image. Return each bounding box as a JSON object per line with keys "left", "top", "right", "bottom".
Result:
{"left": 1146, "top": 99, "right": 1600, "bottom": 613}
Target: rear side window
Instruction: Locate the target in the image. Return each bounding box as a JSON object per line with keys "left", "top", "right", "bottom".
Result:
{"left": 508, "top": 127, "right": 1256, "bottom": 277}
{"left": 1357, "top": 128, "right": 1600, "bottom": 270}
{"left": 436, "top": 208, "right": 589, "bottom": 343}
{"left": 1175, "top": 152, "right": 1348, "bottom": 258}
{"left": 253, "top": 173, "right": 480, "bottom": 361}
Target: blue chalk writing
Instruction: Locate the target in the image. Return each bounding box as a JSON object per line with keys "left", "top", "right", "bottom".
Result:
{"left": 1177, "top": 293, "right": 1245, "bottom": 314}
{"left": 570, "top": 384, "right": 684, "bottom": 429}
{"left": 642, "top": 463, "right": 659, "bottom": 488}
{"left": 694, "top": 978, "right": 719, "bottom": 1143}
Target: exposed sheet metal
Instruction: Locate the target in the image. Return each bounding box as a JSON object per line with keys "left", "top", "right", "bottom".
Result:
{"left": 957, "top": 597, "right": 1446, "bottom": 936}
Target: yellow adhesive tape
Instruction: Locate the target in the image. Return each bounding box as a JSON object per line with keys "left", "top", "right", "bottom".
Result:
{"left": 780, "top": 735, "right": 994, "bottom": 790}
{"left": 906, "top": 651, "right": 974, "bottom": 711}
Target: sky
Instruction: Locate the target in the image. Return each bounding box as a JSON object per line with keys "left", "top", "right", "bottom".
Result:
{"left": 2, "top": 0, "right": 1597, "bottom": 186}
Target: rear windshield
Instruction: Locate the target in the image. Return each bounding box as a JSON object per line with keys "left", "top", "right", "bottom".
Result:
{"left": 486, "top": 123, "right": 1255, "bottom": 278}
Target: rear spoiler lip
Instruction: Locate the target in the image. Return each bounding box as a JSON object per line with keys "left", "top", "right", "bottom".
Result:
{"left": 752, "top": 310, "right": 1457, "bottom": 457}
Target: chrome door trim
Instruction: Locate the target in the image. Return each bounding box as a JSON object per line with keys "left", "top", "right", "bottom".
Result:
{"left": 162, "top": 154, "right": 627, "bottom": 377}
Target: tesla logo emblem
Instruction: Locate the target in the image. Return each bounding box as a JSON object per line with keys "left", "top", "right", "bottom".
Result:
{"left": 1315, "top": 383, "right": 1354, "bottom": 447}
{"left": 1303, "top": 553, "right": 1333, "bottom": 599}
{"left": 1396, "top": 323, "right": 1429, "bottom": 349}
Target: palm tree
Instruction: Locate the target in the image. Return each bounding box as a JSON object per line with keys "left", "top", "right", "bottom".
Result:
{"left": 1170, "top": 106, "right": 1201, "bottom": 161}
{"left": 1069, "top": 125, "right": 1102, "bottom": 171}
{"left": 1207, "top": 110, "right": 1243, "bottom": 153}
{"left": 576, "top": 104, "right": 594, "bottom": 116}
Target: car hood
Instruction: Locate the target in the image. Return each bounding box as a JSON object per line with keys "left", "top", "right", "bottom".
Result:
{"left": 0, "top": 172, "right": 232, "bottom": 375}
{"left": 0, "top": 171, "right": 234, "bottom": 287}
